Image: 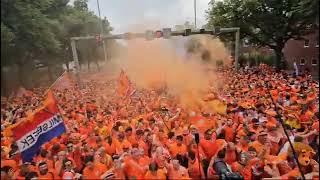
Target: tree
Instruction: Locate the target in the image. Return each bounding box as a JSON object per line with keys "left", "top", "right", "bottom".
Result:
{"left": 1, "top": 0, "right": 62, "bottom": 86}
{"left": 74, "top": 0, "right": 89, "bottom": 11}
{"left": 293, "top": 0, "right": 319, "bottom": 25}
{"left": 206, "top": 0, "right": 318, "bottom": 69}
{"left": 1, "top": 0, "right": 114, "bottom": 94}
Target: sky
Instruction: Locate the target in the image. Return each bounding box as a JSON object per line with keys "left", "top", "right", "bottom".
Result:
{"left": 86, "top": 0, "right": 212, "bottom": 34}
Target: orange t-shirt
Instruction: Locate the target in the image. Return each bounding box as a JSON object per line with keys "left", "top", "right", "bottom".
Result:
{"left": 169, "top": 166, "right": 190, "bottom": 179}
{"left": 169, "top": 143, "right": 187, "bottom": 157}
{"left": 96, "top": 161, "right": 108, "bottom": 172}
{"left": 231, "top": 162, "right": 244, "bottom": 173}
{"left": 144, "top": 170, "right": 166, "bottom": 180}
{"left": 115, "top": 139, "right": 132, "bottom": 154}
{"left": 199, "top": 139, "right": 217, "bottom": 160}
{"left": 127, "top": 135, "right": 137, "bottom": 145}
{"left": 225, "top": 149, "right": 237, "bottom": 165}
{"left": 249, "top": 141, "right": 264, "bottom": 154}
{"left": 236, "top": 143, "right": 249, "bottom": 153}
{"left": 188, "top": 159, "right": 204, "bottom": 179}
{"left": 104, "top": 142, "right": 116, "bottom": 155}
{"left": 37, "top": 171, "right": 57, "bottom": 180}
{"left": 82, "top": 165, "right": 104, "bottom": 180}
{"left": 241, "top": 158, "right": 260, "bottom": 180}
{"left": 123, "top": 158, "right": 146, "bottom": 179}
{"left": 139, "top": 156, "right": 151, "bottom": 167}
{"left": 225, "top": 126, "right": 235, "bottom": 142}
{"left": 1, "top": 159, "right": 18, "bottom": 170}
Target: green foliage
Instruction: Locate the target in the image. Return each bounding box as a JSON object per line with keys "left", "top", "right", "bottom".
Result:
{"left": 1, "top": 0, "right": 114, "bottom": 94}
{"left": 206, "top": 0, "right": 317, "bottom": 69}
{"left": 1, "top": 23, "right": 15, "bottom": 66}
{"left": 74, "top": 0, "right": 89, "bottom": 12}
{"left": 293, "top": 0, "right": 319, "bottom": 24}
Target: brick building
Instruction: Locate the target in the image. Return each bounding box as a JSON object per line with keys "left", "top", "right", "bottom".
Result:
{"left": 238, "top": 29, "right": 319, "bottom": 79}
{"left": 283, "top": 29, "right": 319, "bottom": 79}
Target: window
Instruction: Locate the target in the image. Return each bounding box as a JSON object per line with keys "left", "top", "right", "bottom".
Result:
{"left": 300, "top": 58, "right": 306, "bottom": 65}
{"left": 311, "top": 59, "right": 318, "bottom": 66}
{"left": 304, "top": 39, "right": 309, "bottom": 47}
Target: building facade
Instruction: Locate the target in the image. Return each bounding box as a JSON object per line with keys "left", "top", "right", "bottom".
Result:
{"left": 238, "top": 29, "right": 319, "bottom": 79}
{"left": 283, "top": 29, "right": 319, "bottom": 79}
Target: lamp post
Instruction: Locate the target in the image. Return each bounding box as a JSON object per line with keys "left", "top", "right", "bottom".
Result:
{"left": 194, "top": 0, "right": 197, "bottom": 29}
{"left": 96, "top": 0, "right": 108, "bottom": 62}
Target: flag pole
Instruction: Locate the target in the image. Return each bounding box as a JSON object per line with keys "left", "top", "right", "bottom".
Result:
{"left": 44, "top": 71, "right": 67, "bottom": 94}
{"left": 44, "top": 71, "right": 67, "bottom": 95}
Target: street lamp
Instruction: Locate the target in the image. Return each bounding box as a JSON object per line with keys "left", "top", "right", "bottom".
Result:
{"left": 96, "top": 0, "right": 108, "bottom": 62}
{"left": 194, "top": 0, "right": 197, "bottom": 29}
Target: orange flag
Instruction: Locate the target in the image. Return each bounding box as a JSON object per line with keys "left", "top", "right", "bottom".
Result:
{"left": 4, "top": 90, "right": 59, "bottom": 137}
{"left": 117, "top": 70, "right": 131, "bottom": 97}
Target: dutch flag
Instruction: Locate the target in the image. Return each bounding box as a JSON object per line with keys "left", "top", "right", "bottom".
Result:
{"left": 12, "top": 90, "right": 66, "bottom": 162}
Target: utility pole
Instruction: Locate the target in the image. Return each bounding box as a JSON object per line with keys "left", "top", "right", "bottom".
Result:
{"left": 194, "top": 0, "right": 197, "bottom": 29}
{"left": 235, "top": 28, "right": 240, "bottom": 70}
{"left": 70, "top": 39, "right": 81, "bottom": 86}
{"left": 96, "top": 0, "right": 108, "bottom": 62}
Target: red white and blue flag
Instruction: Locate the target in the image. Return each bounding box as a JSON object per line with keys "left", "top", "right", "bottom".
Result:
{"left": 12, "top": 90, "right": 66, "bottom": 162}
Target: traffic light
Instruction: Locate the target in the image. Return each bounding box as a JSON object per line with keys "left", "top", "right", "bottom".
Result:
{"left": 184, "top": 29, "right": 191, "bottom": 36}
{"left": 162, "top": 28, "right": 171, "bottom": 39}
{"left": 145, "top": 30, "right": 154, "bottom": 40}
{"left": 155, "top": 30, "right": 163, "bottom": 38}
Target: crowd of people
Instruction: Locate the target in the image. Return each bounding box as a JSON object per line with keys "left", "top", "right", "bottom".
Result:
{"left": 1, "top": 64, "right": 319, "bottom": 180}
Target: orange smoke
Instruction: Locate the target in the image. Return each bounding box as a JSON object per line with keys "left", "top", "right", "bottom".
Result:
{"left": 115, "top": 35, "right": 230, "bottom": 110}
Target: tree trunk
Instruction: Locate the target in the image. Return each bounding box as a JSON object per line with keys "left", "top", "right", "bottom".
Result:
{"left": 274, "top": 48, "right": 284, "bottom": 70}
{"left": 1, "top": 67, "right": 6, "bottom": 96}
{"left": 48, "top": 65, "right": 53, "bottom": 83}
{"left": 95, "top": 59, "right": 100, "bottom": 72}
{"left": 17, "top": 63, "right": 25, "bottom": 88}
{"left": 65, "top": 61, "right": 69, "bottom": 72}
{"left": 87, "top": 59, "right": 90, "bottom": 72}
